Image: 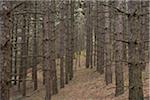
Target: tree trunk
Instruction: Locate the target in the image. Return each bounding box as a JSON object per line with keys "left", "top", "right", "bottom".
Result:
{"left": 13, "top": 16, "right": 18, "bottom": 85}
{"left": 65, "top": 0, "right": 70, "bottom": 84}
{"left": 96, "top": 1, "right": 105, "bottom": 74}
{"left": 32, "top": 1, "right": 38, "bottom": 90}
{"left": 21, "top": 3, "right": 28, "bottom": 96}
{"left": 128, "top": 1, "right": 144, "bottom": 100}
{"left": 50, "top": 0, "right": 58, "bottom": 95}
{"left": 115, "top": 1, "right": 124, "bottom": 96}
{"left": 43, "top": 3, "right": 52, "bottom": 100}
{"left": 85, "top": 1, "right": 92, "bottom": 69}
{"left": 105, "top": 1, "right": 112, "bottom": 85}
{"left": 59, "top": 1, "right": 65, "bottom": 88}
{"left": 0, "top": 1, "right": 11, "bottom": 100}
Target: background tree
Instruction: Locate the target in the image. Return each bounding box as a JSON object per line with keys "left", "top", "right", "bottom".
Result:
{"left": 127, "top": 1, "right": 144, "bottom": 100}
{"left": 0, "top": 1, "right": 11, "bottom": 100}
{"left": 114, "top": 0, "right": 124, "bottom": 96}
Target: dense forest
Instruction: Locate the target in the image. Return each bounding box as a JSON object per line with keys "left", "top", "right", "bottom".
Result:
{"left": 0, "top": 0, "right": 149, "bottom": 100}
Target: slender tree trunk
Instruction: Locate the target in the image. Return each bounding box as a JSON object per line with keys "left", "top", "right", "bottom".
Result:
{"left": 43, "top": 3, "right": 52, "bottom": 100}
{"left": 85, "top": 1, "right": 92, "bottom": 69}
{"left": 14, "top": 16, "right": 18, "bottom": 85}
{"left": 65, "top": 0, "right": 74, "bottom": 83}
{"left": 21, "top": 6, "right": 28, "bottom": 97}
{"left": 122, "top": 0, "right": 128, "bottom": 67}
{"left": 10, "top": 15, "right": 14, "bottom": 87}
{"left": 142, "top": 1, "right": 149, "bottom": 75}
{"left": 96, "top": 1, "right": 105, "bottom": 74}
{"left": 59, "top": 1, "right": 65, "bottom": 88}
{"left": 69, "top": 0, "right": 75, "bottom": 80}
{"left": 42, "top": 21, "right": 46, "bottom": 85}
{"left": 105, "top": 1, "right": 112, "bottom": 85}
{"left": 90, "top": 3, "right": 93, "bottom": 69}
{"left": 32, "top": 1, "right": 38, "bottom": 90}
{"left": 140, "top": 1, "right": 149, "bottom": 71}
{"left": 0, "top": 1, "right": 11, "bottom": 100}
{"left": 65, "top": 1, "right": 69, "bottom": 84}
{"left": 50, "top": 0, "right": 58, "bottom": 95}
{"left": 128, "top": 1, "right": 144, "bottom": 100}
{"left": 94, "top": 1, "right": 98, "bottom": 71}
{"left": 114, "top": 1, "right": 124, "bottom": 96}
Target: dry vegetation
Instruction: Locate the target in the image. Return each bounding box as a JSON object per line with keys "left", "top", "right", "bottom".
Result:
{"left": 10, "top": 56, "right": 149, "bottom": 100}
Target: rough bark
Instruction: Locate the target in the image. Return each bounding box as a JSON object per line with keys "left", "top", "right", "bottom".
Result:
{"left": 85, "top": 1, "right": 92, "bottom": 69}
{"left": 96, "top": 1, "right": 105, "bottom": 74}
{"left": 50, "top": 0, "right": 58, "bottom": 95}
{"left": 0, "top": 1, "right": 11, "bottom": 100}
{"left": 140, "top": 1, "right": 149, "bottom": 71}
{"left": 69, "top": 0, "right": 75, "bottom": 80}
{"left": 21, "top": 3, "right": 28, "bottom": 96}
{"left": 65, "top": 1, "right": 70, "bottom": 84}
{"left": 114, "top": 1, "right": 124, "bottom": 96}
{"left": 43, "top": 3, "right": 52, "bottom": 100}
{"left": 32, "top": 1, "right": 38, "bottom": 90}
{"left": 128, "top": 1, "right": 144, "bottom": 100}
{"left": 105, "top": 1, "right": 112, "bottom": 85}
{"left": 13, "top": 16, "right": 18, "bottom": 85}
{"left": 59, "top": 1, "right": 65, "bottom": 88}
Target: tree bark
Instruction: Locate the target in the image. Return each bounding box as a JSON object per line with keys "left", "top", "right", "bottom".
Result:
{"left": 32, "top": 1, "right": 38, "bottom": 90}
{"left": 59, "top": 1, "right": 65, "bottom": 89}
{"left": 50, "top": 0, "right": 58, "bottom": 95}
{"left": 96, "top": 1, "right": 105, "bottom": 74}
{"left": 0, "top": 1, "right": 11, "bottom": 100}
{"left": 43, "top": 4, "right": 52, "bottom": 100}
{"left": 105, "top": 1, "right": 112, "bottom": 85}
{"left": 115, "top": 1, "right": 124, "bottom": 96}
{"left": 85, "top": 1, "right": 92, "bottom": 69}
{"left": 128, "top": 1, "right": 144, "bottom": 100}
{"left": 21, "top": 3, "right": 28, "bottom": 96}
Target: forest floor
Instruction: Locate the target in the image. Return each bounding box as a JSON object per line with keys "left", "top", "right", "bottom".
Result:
{"left": 10, "top": 63, "right": 149, "bottom": 100}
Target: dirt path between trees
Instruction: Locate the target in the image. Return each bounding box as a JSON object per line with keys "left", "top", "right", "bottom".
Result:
{"left": 14, "top": 66, "right": 149, "bottom": 100}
